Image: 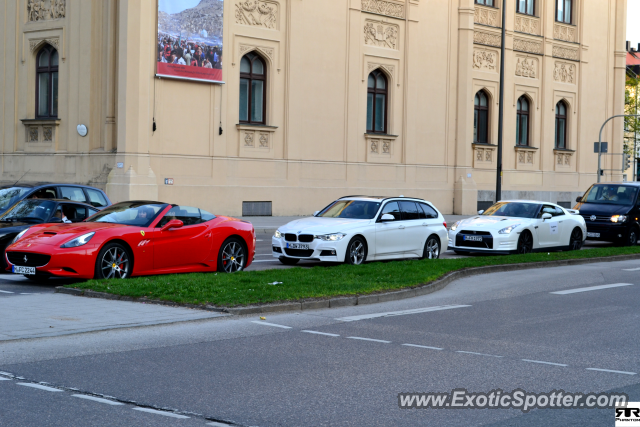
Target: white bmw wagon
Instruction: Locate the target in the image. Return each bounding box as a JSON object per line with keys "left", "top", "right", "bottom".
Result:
{"left": 272, "top": 196, "right": 448, "bottom": 265}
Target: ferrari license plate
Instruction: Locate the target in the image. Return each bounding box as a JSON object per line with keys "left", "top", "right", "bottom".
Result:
{"left": 286, "top": 243, "right": 310, "bottom": 250}
{"left": 587, "top": 232, "right": 600, "bottom": 238}
{"left": 463, "top": 235, "right": 483, "bottom": 242}
{"left": 12, "top": 266, "right": 35, "bottom": 275}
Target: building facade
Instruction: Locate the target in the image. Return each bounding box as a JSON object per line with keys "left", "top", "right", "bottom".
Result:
{"left": 0, "top": 0, "right": 629, "bottom": 215}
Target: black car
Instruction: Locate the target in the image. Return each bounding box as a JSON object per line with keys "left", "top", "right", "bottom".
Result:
{"left": 0, "top": 199, "right": 100, "bottom": 271}
{"left": 574, "top": 182, "right": 640, "bottom": 245}
{"left": 0, "top": 183, "right": 111, "bottom": 218}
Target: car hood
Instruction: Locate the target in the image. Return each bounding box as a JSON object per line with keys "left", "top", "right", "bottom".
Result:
{"left": 278, "top": 217, "right": 372, "bottom": 235}
{"left": 573, "top": 202, "right": 631, "bottom": 216}
{"left": 453, "top": 216, "right": 532, "bottom": 231}
{"left": 10, "top": 222, "right": 131, "bottom": 248}
{"left": 0, "top": 221, "right": 31, "bottom": 237}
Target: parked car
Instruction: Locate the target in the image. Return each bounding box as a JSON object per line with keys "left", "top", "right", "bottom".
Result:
{"left": 272, "top": 196, "right": 448, "bottom": 265}
{"left": 5, "top": 201, "right": 255, "bottom": 280}
{"left": 0, "top": 183, "right": 111, "bottom": 218}
{"left": 574, "top": 182, "right": 640, "bottom": 245}
{"left": 448, "top": 200, "right": 586, "bottom": 255}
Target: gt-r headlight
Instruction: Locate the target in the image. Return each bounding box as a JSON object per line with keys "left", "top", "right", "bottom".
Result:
{"left": 451, "top": 221, "right": 461, "bottom": 231}
{"left": 12, "top": 229, "right": 28, "bottom": 244}
{"left": 314, "top": 233, "right": 347, "bottom": 241}
{"left": 611, "top": 215, "right": 627, "bottom": 223}
{"left": 274, "top": 230, "right": 282, "bottom": 239}
{"left": 60, "top": 232, "right": 95, "bottom": 248}
{"left": 498, "top": 224, "right": 521, "bottom": 234}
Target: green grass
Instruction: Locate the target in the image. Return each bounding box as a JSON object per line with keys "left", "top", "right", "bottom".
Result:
{"left": 67, "top": 246, "right": 640, "bottom": 307}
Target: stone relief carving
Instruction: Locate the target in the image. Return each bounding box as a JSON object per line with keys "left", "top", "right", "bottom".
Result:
{"left": 553, "top": 23, "right": 576, "bottom": 43}
{"left": 364, "top": 21, "right": 399, "bottom": 50}
{"left": 367, "top": 63, "right": 395, "bottom": 79}
{"left": 382, "top": 141, "right": 390, "bottom": 154}
{"left": 370, "top": 140, "right": 379, "bottom": 153}
{"left": 513, "top": 38, "right": 543, "bottom": 55}
{"left": 244, "top": 132, "right": 255, "bottom": 147}
{"left": 518, "top": 151, "right": 525, "bottom": 164}
{"left": 27, "top": 0, "right": 65, "bottom": 22}
{"left": 486, "top": 150, "right": 492, "bottom": 162}
{"left": 515, "top": 57, "right": 537, "bottom": 78}
{"left": 527, "top": 152, "right": 533, "bottom": 164}
{"left": 515, "top": 16, "right": 540, "bottom": 36}
{"left": 474, "top": 6, "right": 499, "bottom": 27}
{"left": 43, "top": 127, "right": 53, "bottom": 142}
{"left": 235, "top": 0, "right": 277, "bottom": 29}
{"left": 553, "top": 62, "right": 576, "bottom": 83}
{"left": 556, "top": 153, "right": 572, "bottom": 166}
{"left": 552, "top": 45, "right": 579, "bottom": 61}
{"left": 472, "top": 49, "right": 497, "bottom": 71}
{"left": 259, "top": 133, "right": 269, "bottom": 148}
{"left": 239, "top": 44, "right": 274, "bottom": 61}
{"left": 361, "top": 0, "right": 404, "bottom": 19}
{"left": 29, "top": 38, "right": 59, "bottom": 52}
{"left": 474, "top": 30, "right": 502, "bottom": 48}
{"left": 28, "top": 127, "right": 39, "bottom": 142}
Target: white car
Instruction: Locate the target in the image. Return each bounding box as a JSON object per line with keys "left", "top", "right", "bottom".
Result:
{"left": 272, "top": 196, "right": 448, "bottom": 265}
{"left": 448, "top": 200, "right": 587, "bottom": 255}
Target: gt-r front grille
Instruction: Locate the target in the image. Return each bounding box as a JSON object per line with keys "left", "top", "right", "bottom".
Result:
{"left": 298, "top": 234, "right": 314, "bottom": 243}
{"left": 284, "top": 249, "right": 314, "bottom": 257}
{"left": 7, "top": 252, "right": 51, "bottom": 267}
{"left": 458, "top": 230, "right": 492, "bottom": 236}
{"left": 455, "top": 234, "right": 494, "bottom": 249}
{"left": 284, "top": 234, "right": 297, "bottom": 242}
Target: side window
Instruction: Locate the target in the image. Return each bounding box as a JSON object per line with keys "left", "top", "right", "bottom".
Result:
{"left": 157, "top": 206, "right": 202, "bottom": 227}
{"left": 379, "top": 201, "right": 402, "bottom": 221}
{"left": 85, "top": 189, "right": 108, "bottom": 207}
{"left": 60, "top": 187, "right": 87, "bottom": 202}
{"left": 31, "top": 187, "right": 56, "bottom": 199}
{"left": 399, "top": 201, "right": 420, "bottom": 220}
{"left": 201, "top": 210, "right": 216, "bottom": 222}
{"left": 554, "top": 206, "right": 566, "bottom": 217}
{"left": 420, "top": 203, "right": 439, "bottom": 219}
{"left": 60, "top": 204, "right": 86, "bottom": 222}
{"left": 540, "top": 205, "right": 563, "bottom": 217}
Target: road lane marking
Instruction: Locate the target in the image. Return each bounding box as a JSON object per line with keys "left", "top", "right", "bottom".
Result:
{"left": 251, "top": 259, "right": 279, "bottom": 263}
{"left": 72, "top": 394, "right": 124, "bottom": 405}
{"left": 336, "top": 305, "right": 472, "bottom": 322}
{"left": 402, "top": 344, "right": 443, "bottom": 351}
{"left": 20, "top": 293, "right": 38, "bottom": 295}
{"left": 301, "top": 330, "right": 340, "bottom": 337}
{"left": 586, "top": 368, "right": 637, "bottom": 375}
{"left": 550, "top": 283, "right": 635, "bottom": 295}
{"left": 207, "top": 423, "right": 233, "bottom": 427}
{"left": 254, "top": 254, "right": 274, "bottom": 257}
{"left": 251, "top": 321, "right": 292, "bottom": 329}
{"left": 0, "top": 290, "right": 14, "bottom": 294}
{"left": 622, "top": 267, "right": 640, "bottom": 271}
{"left": 133, "top": 407, "right": 190, "bottom": 419}
{"left": 522, "top": 359, "right": 568, "bottom": 367}
{"left": 17, "top": 383, "right": 62, "bottom": 392}
{"left": 256, "top": 239, "right": 264, "bottom": 242}
{"left": 346, "top": 336, "right": 391, "bottom": 343}
{"left": 456, "top": 351, "right": 503, "bottom": 358}
{"left": 0, "top": 377, "right": 10, "bottom": 381}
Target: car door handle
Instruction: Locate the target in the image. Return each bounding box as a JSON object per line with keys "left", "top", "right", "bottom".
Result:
{"left": 535, "top": 226, "right": 538, "bottom": 229}
{"left": 422, "top": 222, "right": 428, "bottom": 226}
{"left": 398, "top": 225, "right": 405, "bottom": 229}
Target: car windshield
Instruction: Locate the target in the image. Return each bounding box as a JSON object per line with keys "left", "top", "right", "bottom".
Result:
{"left": 0, "top": 187, "right": 31, "bottom": 214}
{"left": 581, "top": 184, "right": 638, "bottom": 205}
{"left": 317, "top": 200, "right": 381, "bottom": 219}
{"left": 482, "top": 202, "right": 540, "bottom": 219}
{"left": 87, "top": 202, "right": 166, "bottom": 227}
{"left": 2, "top": 199, "right": 56, "bottom": 223}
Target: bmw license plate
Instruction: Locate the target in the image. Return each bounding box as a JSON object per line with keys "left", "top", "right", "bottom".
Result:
{"left": 12, "top": 265, "right": 35, "bottom": 275}
{"left": 286, "top": 243, "right": 309, "bottom": 250}
{"left": 587, "top": 232, "right": 600, "bottom": 238}
{"left": 463, "top": 235, "right": 483, "bottom": 242}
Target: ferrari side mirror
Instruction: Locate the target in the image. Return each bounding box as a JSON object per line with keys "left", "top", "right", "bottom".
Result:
{"left": 161, "top": 219, "right": 184, "bottom": 232}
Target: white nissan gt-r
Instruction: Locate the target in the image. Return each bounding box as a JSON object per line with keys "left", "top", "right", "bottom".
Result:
{"left": 272, "top": 196, "right": 448, "bottom": 265}
{"left": 448, "top": 200, "right": 587, "bottom": 255}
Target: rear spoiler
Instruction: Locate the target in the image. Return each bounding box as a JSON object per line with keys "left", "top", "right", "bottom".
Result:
{"left": 566, "top": 209, "right": 580, "bottom": 215}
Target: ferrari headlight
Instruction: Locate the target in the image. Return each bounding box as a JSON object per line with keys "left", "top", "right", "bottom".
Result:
{"left": 498, "top": 224, "right": 521, "bottom": 234}
{"left": 611, "top": 215, "right": 627, "bottom": 223}
{"left": 12, "top": 229, "right": 28, "bottom": 244}
{"left": 451, "top": 221, "right": 461, "bottom": 231}
{"left": 274, "top": 230, "right": 282, "bottom": 239}
{"left": 60, "top": 232, "right": 95, "bottom": 248}
{"left": 314, "top": 233, "right": 347, "bottom": 241}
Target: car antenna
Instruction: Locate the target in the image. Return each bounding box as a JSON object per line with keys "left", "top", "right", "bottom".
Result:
{"left": 12, "top": 169, "right": 30, "bottom": 186}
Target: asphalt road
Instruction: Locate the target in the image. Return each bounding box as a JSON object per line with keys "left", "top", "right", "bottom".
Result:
{"left": 0, "top": 259, "right": 638, "bottom": 426}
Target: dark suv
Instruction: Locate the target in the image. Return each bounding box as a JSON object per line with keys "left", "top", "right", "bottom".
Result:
{"left": 574, "top": 182, "right": 640, "bottom": 245}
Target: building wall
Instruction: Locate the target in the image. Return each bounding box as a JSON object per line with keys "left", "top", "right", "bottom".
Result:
{"left": 0, "top": 0, "right": 629, "bottom": 216}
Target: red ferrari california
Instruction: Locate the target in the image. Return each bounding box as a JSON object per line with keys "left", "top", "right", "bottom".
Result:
{"left": 5, "top": 201, "right": 255, "bottom": 279}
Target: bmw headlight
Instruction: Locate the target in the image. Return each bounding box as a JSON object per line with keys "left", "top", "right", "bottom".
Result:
{"left": 611, "top": 215, "right": 627, "bottom": 223}
{"left": 451, "top": 221, "right": 461, "bottom": 231}
{"left": 314, "top": 233, "right": 347, "bottom": 241}
{"left": 60, "top": 232, "right": 95, "bottom": 248}
{"left": 274, "top": 230, "right": 282, "bottom": 239}
{"left": 12, "top": 229, "right": 28, "bottom": 244}
{"left": 498, "top": 224, "right": 521, "bottom": 234}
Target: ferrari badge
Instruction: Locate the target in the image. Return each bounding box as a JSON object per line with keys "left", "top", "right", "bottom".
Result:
{"left": 140, "top": 231, "right": 145, "bottom": 237}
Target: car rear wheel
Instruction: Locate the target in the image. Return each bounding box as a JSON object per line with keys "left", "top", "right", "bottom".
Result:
{"left": 569, "top": 228, "right": 583, "bottom": 251}
{"left": 279, "top": 257, "right": 299, "bottom": 265}
{"left": 218, "top": 237, "right": 246, "bottom": 273}
{"left": 516, "top": 231, "right": 533, "bottom": 255}
{"left": 345, "top": 236, "right": 367, "bottom": 265}
{"left": 95, "top": 243, "right": 131, "bottom": 279}
{"left": 422, "top": 236, "right": 441, "bottom": 259}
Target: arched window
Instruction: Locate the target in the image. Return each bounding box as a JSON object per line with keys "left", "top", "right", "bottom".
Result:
{"left": 367, "top": 70, "right": 388, "bottom": 134}
{"left": 556, "top": 0, "right": 572, "bottom": 23}
{"left": 239, "top": 52, "right": 266, "bottom": 124}
{"left": 516, "top": 96, "right": 530, "bottom": 146}
{"left": 36, "top": 45, "right": 59, "bottom": 118}
{"left": 517, "top": 0, "right": 535, "bottom": 15}
{"left": 474, "top": 90, "right": 489, "bottom": 144}
{"left": 555, "top": 101, "right": 567, "bottom": 149}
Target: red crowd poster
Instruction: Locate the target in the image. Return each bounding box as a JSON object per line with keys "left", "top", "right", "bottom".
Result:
{"left": 156, "top": 0, "right": 224, "bottom": 83}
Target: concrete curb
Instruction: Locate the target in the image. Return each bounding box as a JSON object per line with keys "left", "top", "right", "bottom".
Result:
{"left": 55, "top": 253, "right": 640, "bottom": 315}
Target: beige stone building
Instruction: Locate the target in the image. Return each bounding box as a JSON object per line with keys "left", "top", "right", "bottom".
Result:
{"left": 0, "top": 0, "right": 629, "bottom": 215}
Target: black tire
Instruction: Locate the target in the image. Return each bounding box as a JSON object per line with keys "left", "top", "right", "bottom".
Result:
{"left": 453, "top": 250, "right": 470, "bottom": 256}
{"left": 345, "top": 236, "right": 367, "bottom": 265}
{"left": 569, "top": 228, "right": 584, "bottom": 251}
{"left": 422, "top": 236, "right": 441, "bottom": 259}
{"left": 623, "top": 227, "right": 639, "bottom": 247}
{"left": 94, "top": 242, "right": 132, "bottom": 279}
{"left": 516, "top": 231, "right": 534, "bottom": 255}
{"left": 279, "top": 257, "right": 299, "bottom": 265}
{"left": 217, "top": 237, "right": 247, "bottom": 273}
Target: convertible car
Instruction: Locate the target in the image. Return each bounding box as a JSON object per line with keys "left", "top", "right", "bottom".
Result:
{"left": 5, "top": 201, "right": 255, "bottom": 279}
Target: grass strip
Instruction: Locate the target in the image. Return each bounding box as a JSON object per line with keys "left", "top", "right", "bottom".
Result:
{"left": 67, "top": 246, "right": 640, "bottom": 307}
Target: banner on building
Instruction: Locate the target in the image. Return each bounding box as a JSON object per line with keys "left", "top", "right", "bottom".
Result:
{"left": 156, "top": 0, "right": 224, "bottom": 84}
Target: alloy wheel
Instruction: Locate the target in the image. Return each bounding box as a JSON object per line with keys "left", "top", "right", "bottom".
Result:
{"left": 570, "top": 228, "right": 583, "bottom": 251}
{"left": 425, "top": 238, "right": 440, "bottom": 259}
{"left": 221, "top": 241, "right": 245, "bottom": 273}
{"left": 349, "top": 241, "right": 365, "bottom": 265}
{"left": 101, "top": 247, "right": 129, "bottom": 279}
{"left": 629, "top": 230, "right": 638, "bottom": 246}
{"left": 517, "top": 232, "right": 533, "bottom": 255}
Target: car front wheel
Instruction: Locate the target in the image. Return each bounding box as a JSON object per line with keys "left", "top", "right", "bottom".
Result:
{"left": 422, "top": 236, "right": 441, "bottom": 259}
{"left": 624, "top": 227, "right": 638, "bottom": 247}
{"left": 516, "top": 231, "right": 533, "bottom": 255}
{"left": 218, "top": 237, "right": 246, "bottom": 273}
{"left": 345, "top": 236, "right": 367, "bottom": 265}
{"left": 95, "top": 242, "right": 131, "bottom": 279}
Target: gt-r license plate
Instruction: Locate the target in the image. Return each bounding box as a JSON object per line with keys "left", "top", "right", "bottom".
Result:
{"left": 12, "top": 266, "right": 35, "bottom": 275}
{"left": 463, "top": 235, "right": 483, "bottom": 242}
{"left": 587, "top": 232, "right": 600, "bottom": 238}
{"left": 286, "top": 243, "right": 310, "bottom": 250}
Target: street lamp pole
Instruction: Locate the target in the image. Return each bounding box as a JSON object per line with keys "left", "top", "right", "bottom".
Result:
{"left": 495, "top": 0, "right": 507, "bottom": 203}
{"left": 597, "top": 114, "right": 640, "bottom": 182}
